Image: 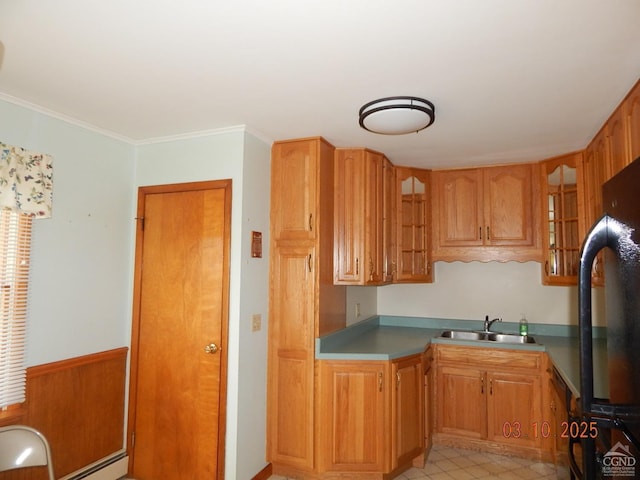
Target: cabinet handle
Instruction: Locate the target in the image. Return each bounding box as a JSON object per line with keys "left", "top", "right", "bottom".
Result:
{"left": 369, "top": 256, "right": 374, "bottom": 281}
{"left": 396, "top": 371, "right": 401, "bottom": 389}
{"left": 481, "top": 376, "right": 484, "bottom": 394}
{"left": 308, "top": 254, "right": 312, "bottom": 272}
{"left": 356, "top": 257, "right": 359, "bottom": 276}
{"left": 378, "top": 372, "right": 383, "bottom": 392}
{"left": 487, "top": 226, "right": 490, "bottom": 240}
{"left": 490, "top": 378, "right": 493, "bottom": 395}
{"left": 479, "top": 227, "right": 482, "bottom": 240}
{"left": 308, "top": 213, "right": 313, "bottom": 232}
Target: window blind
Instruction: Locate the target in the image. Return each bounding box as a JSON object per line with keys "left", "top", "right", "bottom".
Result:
{"left": 0, "top": 210, "right": 32, "bottom": 409}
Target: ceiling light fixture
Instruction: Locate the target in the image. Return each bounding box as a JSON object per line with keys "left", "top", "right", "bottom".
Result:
{"left": 359, "top": 96, "right": 435, "bottom": 135}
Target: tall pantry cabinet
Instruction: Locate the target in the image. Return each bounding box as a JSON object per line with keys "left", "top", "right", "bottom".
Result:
{"left": 267, "top": 138, "right": 347, "bottom": 474}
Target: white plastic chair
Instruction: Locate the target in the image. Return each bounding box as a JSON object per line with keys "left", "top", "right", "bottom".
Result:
{"left": 0, "top": 425, "right": 55, "bottom": 479}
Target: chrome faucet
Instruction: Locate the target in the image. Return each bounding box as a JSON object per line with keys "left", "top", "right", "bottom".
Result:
{"left": 483, "top": 315, "right": 502, "bottom": 333}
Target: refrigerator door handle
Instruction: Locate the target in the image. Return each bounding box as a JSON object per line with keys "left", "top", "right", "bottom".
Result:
{"left": 578, "top": 215, "right": 610, "bottom": 410}
{"left": 578, "top": 214, "right": 639, "bottom": 480}
{"left": 578, "top": 214, "right": 635, "bottom": 409}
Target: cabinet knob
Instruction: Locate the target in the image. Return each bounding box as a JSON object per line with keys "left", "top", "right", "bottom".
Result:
{"left": 204, "top": 343, "right": 219, "bottom": 354}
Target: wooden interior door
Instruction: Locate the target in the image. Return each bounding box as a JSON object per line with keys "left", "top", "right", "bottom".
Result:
{"left": 128, "top": 180, "right": 231, "bottom": 480}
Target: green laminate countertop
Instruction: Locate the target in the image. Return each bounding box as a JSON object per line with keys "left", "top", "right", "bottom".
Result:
{"left": 316, "top": 316, "right": 609, "bottom": 399}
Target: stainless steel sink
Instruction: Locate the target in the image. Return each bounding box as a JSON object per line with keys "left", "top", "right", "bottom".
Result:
{"left": 440, "top": 330, "right": 536, "bottom": 344}
{"left": 440, "top": 330, "right": 486, "bottom": 341}
{"left": 486, "top": 333, "right": 537, "bottom": 344}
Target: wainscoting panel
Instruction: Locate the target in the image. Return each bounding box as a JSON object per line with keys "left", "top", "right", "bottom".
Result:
{"left": 0, "top": 347, "right": 128, "bottom": 480}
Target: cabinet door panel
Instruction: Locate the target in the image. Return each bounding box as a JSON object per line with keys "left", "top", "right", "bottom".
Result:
{"left": 395, "top": 167, "right": 433, "bottom": 282}
{"left": 267, "top": 245, "right": 316, "bottom": 468}
{"left": 484, "top": 164, "right": 534, "bottom": 246}
{"left": 486, "top": 371, "right": 541, "bottom": 449}
{"left": 334, "top": 149, "right": 386, "bottom": 285}
{"left": 628, "top": 82, "right": 640, "bottom": 163}
{"left": 583, "top": 132, "right": 609, "bottom": 286}
{"left": 320, "top": 362, "right": 389, "bottom": 472}
{"left": 608, "top": 106, "right": 629, "bottom": 177}
{"left": 393, "top": 356, "right": 424, "bottom": 468}
{"left": 334, "top": 149, "right": 365, "bottom": 283}
{"left": 437, "top": 366, "right": 486, "bottom": 439}
{"left": 271, "top": 140, "right": 320, "bottom": 240}
{"left": 435, "top": 169, "right": 483, "bottom": 246}
{"left": 540, "top": 153, "right": 584, "bottom": 285}
{"left": 382, "top": 158, "right": 395, "bottom": 283}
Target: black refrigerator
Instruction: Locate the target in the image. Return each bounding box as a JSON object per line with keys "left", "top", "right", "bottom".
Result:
{"left": 576, "top": 157, "right": 640, "bottom": 479}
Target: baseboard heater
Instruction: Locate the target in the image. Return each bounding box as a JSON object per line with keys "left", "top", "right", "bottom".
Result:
{"left": 60, "top": 450, "right": 128, "bottom": 480}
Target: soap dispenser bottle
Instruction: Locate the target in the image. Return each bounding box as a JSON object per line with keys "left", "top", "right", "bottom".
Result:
{"left": 519, "top": 314, "right": 528, "bottom": 336}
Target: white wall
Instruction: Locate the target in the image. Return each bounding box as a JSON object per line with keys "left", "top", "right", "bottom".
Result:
{"left": 0, "top": 98, "right": 135, "bottom": 365}
{"left": 135, "top": 129, "right": 271, "bottom": 479}
{"left": 235, "top": 133, "right": 271, "bottom": 479}
{"left": 377, "top": 261, "right": 606, "bottom": 326}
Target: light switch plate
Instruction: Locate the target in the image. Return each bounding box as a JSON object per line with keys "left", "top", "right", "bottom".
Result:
{"left": 251, "top": 314, "right": 262, "bottom": 332}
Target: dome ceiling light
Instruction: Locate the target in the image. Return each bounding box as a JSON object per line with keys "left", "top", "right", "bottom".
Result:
{"left": 358, "top": 96, "right": 435, "bottom": 135}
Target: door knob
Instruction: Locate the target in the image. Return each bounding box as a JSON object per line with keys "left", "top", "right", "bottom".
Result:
{"left": 204, "top": 343, "right": 219, "bottom": 354}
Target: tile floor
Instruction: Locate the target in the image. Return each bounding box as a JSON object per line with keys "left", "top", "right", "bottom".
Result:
{"left": 269, "top": 444, "right": 571, "bottom": 479}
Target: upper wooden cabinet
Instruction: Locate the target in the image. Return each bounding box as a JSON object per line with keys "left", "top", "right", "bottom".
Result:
{"left": 395, "top": 167, "right": 433, "bottom": 283}
{"left": 628, "top": 81, "right": 640, "bottom": 162}
{"left": 432, "top": 163, "right": 541, "bottom": 262}
{"left": 607, "top": 79, "right": 640, "bottom": 179}
{"left": 540, "top": 152, "right": 585, "bottom": 286}
{"left": 583, "top": 129, "right": 609, "bottom": 286}
{"left": 608, "top": 104, "right": 628, "bottom": 177}
{"left": 271, "top": 138, "right": 333, "bottom": 241}
{"left": 334, "top": 148, "right": 390, "bottom": 285}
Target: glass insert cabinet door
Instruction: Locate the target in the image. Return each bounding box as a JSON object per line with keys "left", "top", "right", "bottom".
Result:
{"left": 541, "top": 153, "right": 583, "bottom": 285}
{"left": 395, "top": 167, "right": 433, "bottom": 283}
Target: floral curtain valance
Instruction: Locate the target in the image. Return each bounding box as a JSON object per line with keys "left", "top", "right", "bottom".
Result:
{"left": 0, "top": 142, "right": 53, "bottom": 218}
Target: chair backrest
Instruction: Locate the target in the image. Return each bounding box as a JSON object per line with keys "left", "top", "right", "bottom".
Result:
{"left": 0, "top": 425, "right": 55, "bottom": 479}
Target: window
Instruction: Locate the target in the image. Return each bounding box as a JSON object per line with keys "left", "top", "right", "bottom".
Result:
{"left": 0, "top": 210, "right": 33, "bottom": 409}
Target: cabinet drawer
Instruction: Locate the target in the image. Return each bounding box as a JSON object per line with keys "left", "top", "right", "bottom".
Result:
{"left": 436, "top": 345, "right": 541, "bottom": 370}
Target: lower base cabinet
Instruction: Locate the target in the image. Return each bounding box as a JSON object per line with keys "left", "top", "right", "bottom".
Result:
{"left": 318, "top": 353, "right": 426, "bottom": 477}
{"left": 435, "top": 345, "right": 547, "bottom": 459}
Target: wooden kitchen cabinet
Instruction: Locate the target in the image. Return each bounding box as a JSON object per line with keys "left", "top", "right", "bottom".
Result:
{"left": 394, "top": 167, "right": 433, "bottom": 282}
{"left": 583, "top": 129, "right": 609, "bottom": 286}
{"left": 268, "top": 137, "right": 347, "bottom": 475}
{"left": 435, "top": 345, "right": 546, "bottom": 458}
{"left": 334, "top": 148, "right": 390, "bottom": 285}
{"left": 608, "top": 104, "right": 629, "bottom": 177}
{"left": 486, "top": 370, "right": 542, "bottom": 450}
{"left": 318, "top": 353, "right": 426, "bottom": 477}
{"left": 432, "top": 163, "right": 541, "bottom": 262}
{"left": 423, "top": 347, "right": 435, "bottom": 454}
{"left": 268, "top": 244, "right": 317, "bottom": 468}
{"left": 318, "top": 360, "right": 390, "bottom": 473}
{"left": 540, "top": 152, "right": 585, "bottom": 286}
{"left": 271, "top": 138, "right": 323, "bottom": 241}
{"left": 382, "top": 158, "right": 395, "bottom": 283}
{"left": 392, "top": 354, "right": 424, "bottom": 468}
{"left": 548, "top": 366, "right": 571, "bottom": 466}
{"left": 436, "top": 365, "right": 486, "bottom": 439}
{"left": 627, "top": 80, "right": 640, "bottom": 163}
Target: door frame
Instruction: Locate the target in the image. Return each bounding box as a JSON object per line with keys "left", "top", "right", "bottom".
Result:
{"left": 126, "top": 180, "right": 231, "bottom": 479}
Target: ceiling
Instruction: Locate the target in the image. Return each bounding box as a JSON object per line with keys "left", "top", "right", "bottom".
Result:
{"left": 1, "top": 1, "right": 639, "bottom": 169}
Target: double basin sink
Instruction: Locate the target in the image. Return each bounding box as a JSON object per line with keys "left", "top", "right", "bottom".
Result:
{"left": 440, "top": 329, "right": 536, "bottom": 344}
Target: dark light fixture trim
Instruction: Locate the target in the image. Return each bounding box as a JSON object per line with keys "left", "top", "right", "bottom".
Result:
{"left": 359, "top": 96, "right": 435, "bottom": 135}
